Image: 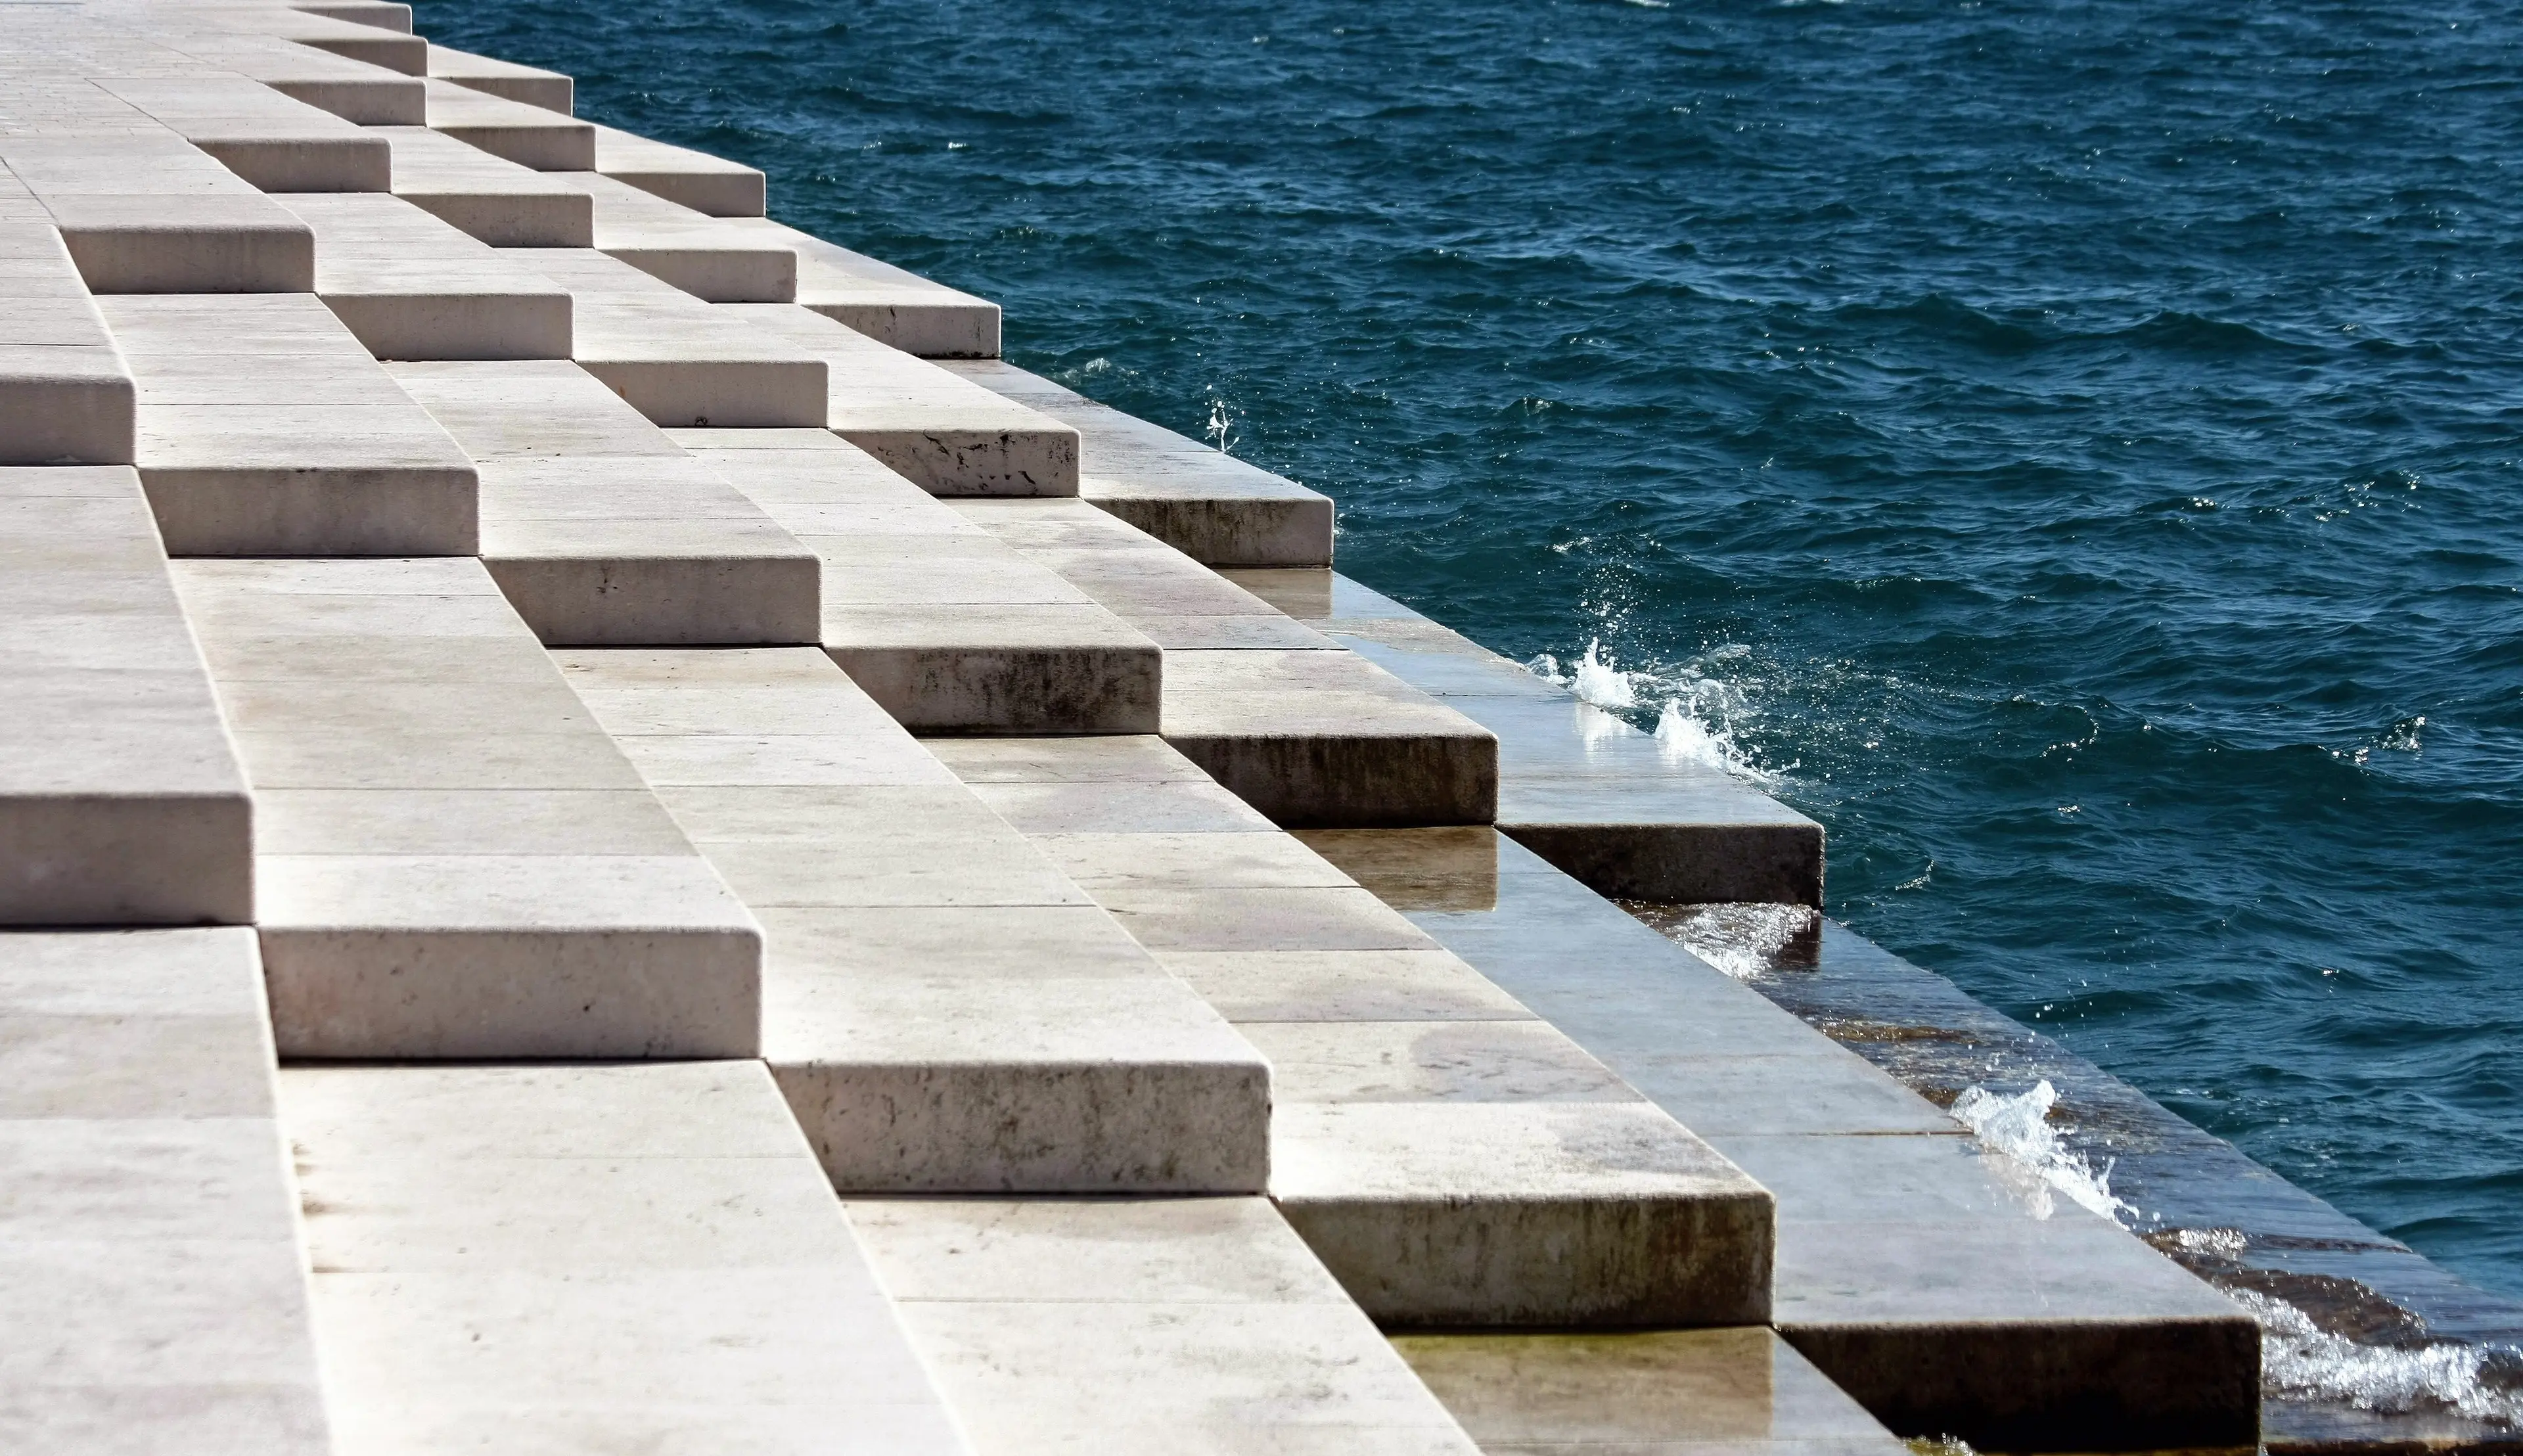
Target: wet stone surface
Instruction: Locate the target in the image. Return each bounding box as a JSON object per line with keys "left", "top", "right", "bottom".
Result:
{"left": 1653, "top": 908, "right": 2523, "bottom": 1452}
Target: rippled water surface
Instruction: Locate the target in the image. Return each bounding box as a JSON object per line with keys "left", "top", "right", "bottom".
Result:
{"left": 425, "top": 0, "right": 2523, "bottom": 1293}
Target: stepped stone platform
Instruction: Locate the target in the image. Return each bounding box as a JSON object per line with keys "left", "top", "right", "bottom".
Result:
{"left": 12, "top": 7, "right": 2450, "bottom": 1453}
{"left": 0, "top": 929, "right": 329, "bottom": 1452}
{"left": 943, "top": 358, "right": 1334, "bottom": 565}
{"left": 560, "top": 647, "right": 1266, "bottom": 1193}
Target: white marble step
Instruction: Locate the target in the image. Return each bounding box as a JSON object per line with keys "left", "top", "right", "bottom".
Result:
{"left": 559, "top": 168, "right": 793, "bottom": 301}
{"left": 424, "top": 40, "right": 570, "bottom": 114}
{"left": 0, "top": 928, "right": 329, "bottom": 1453}
{"left": 505, "top": 247, "right": 826, "bottom": 426}
{"left": 283, "top": 1060, "right": 968, "bottom": 1453}
{"left": 280, "top": 191, "right": 572, "bottom": 359}
{"left": 97, "top": 292, "right": 479, "bottom": 555}
{"left": 931, "top": 734, "right": 1774, "bottom": 1327}
{"left": 170, "top": 556, "right": 761, "bottom": 1058}
{"left": 592, "top": 120, "right": 764, "bottom": 216}
{"left": 94, "top": 75, "right": 388, "bottom": 191}
{"left": 0, "top": 179, "right": 133, "bottom": 466}
{"left": 386, "top": 358, "right": 821, "bottom": 645}
{"left": 675, "top": 428, "right": 1158, "bottom": 733}
{"left": 165, "top": 30, "right": 424, "bottom": 125}
{"left": 942, "top": 359, "right": 1333, "bottom": 566}
{"left": 1, "top": 129, "right": 315, "bottom": 293}
{"left": 726, "top": 302, "right": 1080, "bottom": 495}
{"left": 729, "top": 214, "right": 999, "bottom": 357}
{"left": 559, "top": 647, "right": 1266, "bottom": 1191}
{"left": 422, "top": 76, "right": 591, "bottom": 170}
{"left": 375, "top": 122, "right": 592, "bottom": 246}
{"left": 0, "top": 466, "right": 252, "bottom": 924}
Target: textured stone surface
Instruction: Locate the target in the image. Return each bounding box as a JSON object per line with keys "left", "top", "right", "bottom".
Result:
{"left": 95, "top": 76, "right": 388, "bottom": 192}
{"left": 0, "top": 467, "right": 252, "bottom": 924}
{"left": 678, "top": 428, "right": 1160, "bottom": 732}
{"left": 4, "top": 133, "right": 315, "bottom": 294}
{"left": 565, "top": 169, "right": 794, "bottom": 302}
{"left": 849, "top": 1196, "right": 1482, "bottom": 1456}
{"left": 735, "top": 216, "right": 1001, "bottom": 357}
{"left": 593, "top": 120, "right": 765, "bottom": 217}
{"left": 0, "top": 194, "right": 133, "bottom": 465}
{"left": 509, "top": 248, "right": 827, "bottom": 426}
{"left": 378, "top": 123, "right": 593, "bottom": 247}
{"left": 561, "top": 647, "right": 1267, "bottom": 1192}
{"left": 99, "top": 293, "right": 479, "bottom": 555}
{"left": 282, "top": 191, "right": 572, "bottom": 360}
{"left": 945, "top": 359, "right": 1332, "bottom": 564}
{"left": 423, "top": 76, "right": 592, "bottom": 170}
{"left": 284, "top": 1060, "right": 968, "bottom": 1455}
{"left": 426, "top": 41, "right": 572, "bottom": 114}
{"left": 933, "top": 733, "right": 1774, "bottom": 1327}
{"left": 0, "top": 928, "right": 330, "bottom": 1455}
{"left": 388, "top": 361, "right": 820, "bottom": 645}
{"left": 171, "top": 557, "right": 761, "bottom": 1058}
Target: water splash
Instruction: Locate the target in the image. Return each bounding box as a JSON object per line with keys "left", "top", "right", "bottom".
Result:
{"left": 1204, "top": 396, "right": 1237, "bottom": 453}
{"left": 1949, "top": 1080, "right": 2132, "bottom": 1222}
{"left": 1656, "top": 901, "right": 1819, "bottom": 979}
{"left": 2231, "top": 1288, "right": 2523, "bottom": 1425}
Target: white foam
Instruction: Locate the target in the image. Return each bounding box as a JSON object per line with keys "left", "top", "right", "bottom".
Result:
{"left": 1662, "top": 901, "right": 1817, "bottom": 980}
{"left": 1949, "top": 1080, "right": 2131, "bottom": 1223}
{"left": 2232, "top": 1288, "right": 2523, "bottom": 1425}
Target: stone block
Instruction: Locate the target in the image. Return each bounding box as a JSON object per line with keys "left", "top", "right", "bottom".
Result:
{"left": 96, "top": 78, "right": 390, "bottom": 192}
{"left": 1161, "top": 648, "right": 1500, "bottom": 828}
{"left": 98, "top": 293, "right": 478, "bottom": 555}
{"left": 678, "top": 428, "right": 1163, "bottom": 732}
{"left": 4, "top": 133, "right": 317, "bottom": 293}
{"left": 0, "top": 928, "right": 330, "bottom": 1455}
{"left": 424, "top": 77, "right": 593, "bottom": 170}
{"left": 426, "top": 41, "right": 573, "bottom": 114}
{"left": 849, "top": 1196, "right": 1483, "bottom": 1455}
{"left": 1392, "top": 1327, "right": 1906, "bottom": 1455}
{"left": 378, "top": 124, "right": 593, "bottom": 246}
{"left": 933, "top": 734, "right": 1774, "bottom": 1329}
{"left": 730, "top": 216, "right": 1000, "bottom": 356}
{"left": 724, "top": 303, "right": 1079, "bottom": 493}
{"left": 171, "top": 32, "right": 427, "bottom": 125}
{"left": 281, "top": 192, "right": 573, "bottom": 359}
{"left": 593, "top": 121, "right": 765, "bottom": 216}
{"left": 0, "top": 468, "right": 254, "bottom": 923}
{"left": 1395, "top": 832, "right": 2261, "bottom": 1449}
{"left": 170, "top": 558, "right": 761, "bottom": 1058}
{"left": 564, "top": 170, "right": 794, "bottom": 301}
{"left": 508, "top": 248, "right": 826, "bottom": 426}
{"left": 559, "top": 647, "right": 1269, "bottom": 1193}
{"left": 281, "top": 1060, "right": 966, "bottom": 1453}
{"left": 388, "top": 359, "right": 821, "bottom": 645}
{"left": 0, "top": 213, "right": 133, "bottom": 465}
{"left": 945, "top": 359, "right": 1334, "bottom": 564}
{"left": 225, "top": 9, "right": 426, "bottom": 74}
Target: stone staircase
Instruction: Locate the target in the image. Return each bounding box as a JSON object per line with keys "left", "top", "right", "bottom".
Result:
{"left": 0, "top": 3, "right": 2265, "bottom": 1451}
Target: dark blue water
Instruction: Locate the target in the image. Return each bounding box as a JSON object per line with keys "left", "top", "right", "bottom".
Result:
{"left": 426, "top": 0, "right": 2523, "bottom": 1296}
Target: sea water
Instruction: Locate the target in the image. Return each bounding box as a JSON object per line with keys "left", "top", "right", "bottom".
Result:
{"left": 423, "top": 0, "right": 2523, "bottom": 1296}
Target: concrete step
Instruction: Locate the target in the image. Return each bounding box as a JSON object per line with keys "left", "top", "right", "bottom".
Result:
{"left": 724, "top": 302, "right": 1080, "bottom": 495}
{"left": 278, "top": 191, "right": 573, "bottom": 360}
{"left": 0, "top": 928, "right": 330, "bottom": 1453}
{"left": 209, "top": 7, "right": 425, "bottom": 74}
{"left": 386, "top": 359, "right": 821, "bottom": 645}
{"left": 505, "top": 247, "right": 827, "bottom": 426}
{"left": 168, "top": 557, "right": 761, "bottom": 1058}
{"left": 930, "top": 733, "right": 1774, "bottom": 1328}
{"left": 1237, "top": 568, "right": 1826, "bottom": 903}
{"left": 947, "top": 502, "right": 1495, "bottom": 825}
{"left": 675, "top": 428, "right": 1160, "bottom": 733}
{"left": 281, "top": 1, "right": 414, "bottom": 34}
{"left": 1394, "top": 1327, "right": 1906, "bottom": 1456}
{"left": 423, "top": 76, "right": 593, "bottom": 170}
{"left": 0, "top": 466, "right": 252, "bottom": 924}
{"left": 97, "top": 292, "right": 478, "bottom": 555}
{"left": 557, "top": 647, "right": 1267, "bottom": 1192}
{"left": 942, "top": 359, "right": 1334, "bottom": 566}
{"left": 94, "top": 76, "right": 389, "bottom": 192}
{"left": 281, "top": 1060, "right": 968, "bottom": 1452}
{"left": 376, "top": 122, "right": 592, "bottom": 246}
{"left": 2, "top": 131, "right": 316, "bottom": 292}
{"left": 0, "top": 187, "right": 134, "bottom": 465}
{"left": 729, "top": 215, "right": 1001, "bottom": 357}
{"left": 425, "top": 41, "right": 572, "bottom": 114}
{"left": 849, "top": 1196, "right": 1484, "bottom": 1455}
{"left": 560, "top": 169, "right": 794, "bottom": 301}
{"left": 1327, "top": 826, "right": 2259, "bottom": 1451}
{"left": 168, "top": 32, "right": 425, "bottom": 125}
{"left": 592, "top": 120, "right": 765, "bottom": 216}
